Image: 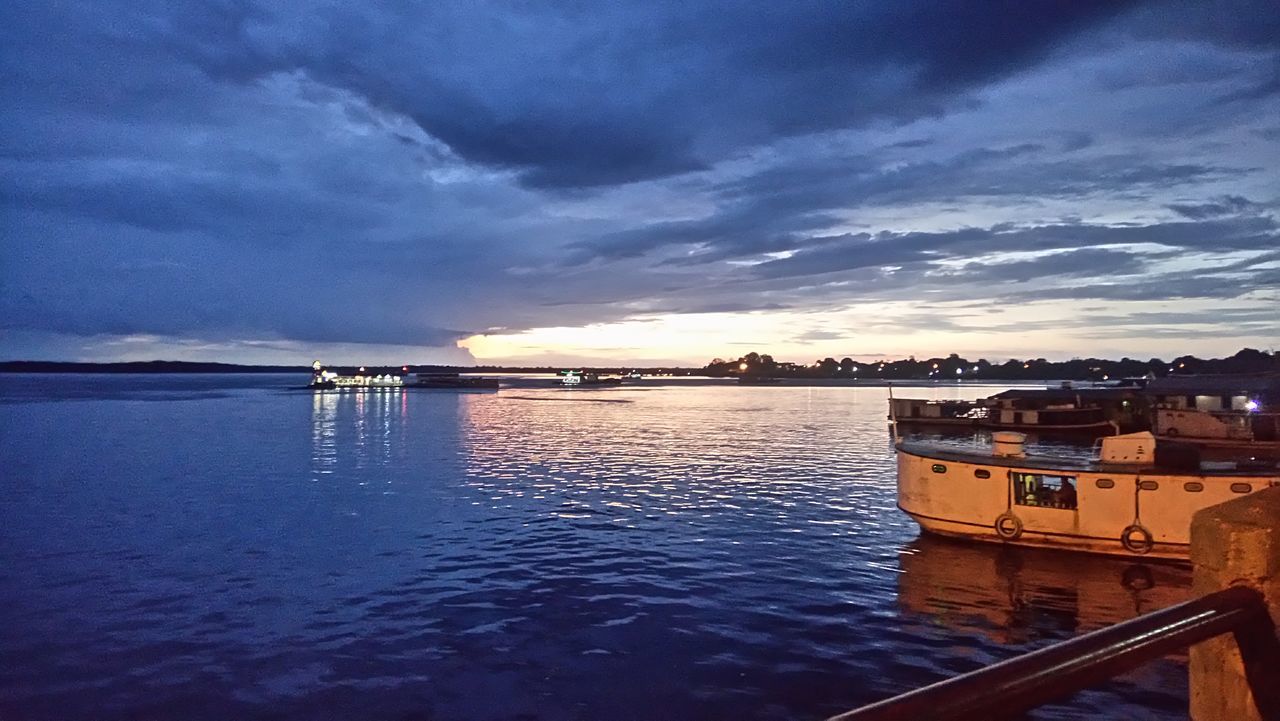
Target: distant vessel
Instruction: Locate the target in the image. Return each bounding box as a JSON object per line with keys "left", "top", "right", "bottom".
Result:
{"left": 556, "top": 370, "right": 622, "bottom": 387}
{"left": 309, "top": 361, "right": 404, "bottom": 389}
{"left": 896, "top": 430, "right": 1279, "bottom": 560}
{"left": 308, "top": 362, "right": 498, "bottom": 390}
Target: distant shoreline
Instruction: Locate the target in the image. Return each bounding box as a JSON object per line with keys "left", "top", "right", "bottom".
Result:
{"left": 0, "top": 360, "right": 701, "bottom": 375}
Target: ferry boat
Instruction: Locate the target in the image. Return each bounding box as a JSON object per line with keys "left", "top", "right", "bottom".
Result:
{"left": 309, "top": 361, "right": 405, "bottom": 389}
{"left": 896, "top": 431, "right": 1280, "bottom": 561}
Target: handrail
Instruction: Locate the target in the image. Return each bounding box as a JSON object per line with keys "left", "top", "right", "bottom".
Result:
{"left": 828, "top": 585, "right": 1268, "bottom": 721}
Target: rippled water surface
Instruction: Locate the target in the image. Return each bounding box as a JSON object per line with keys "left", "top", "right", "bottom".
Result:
{"left": 0, "top": 375, "right": 1191, "bottom": 720}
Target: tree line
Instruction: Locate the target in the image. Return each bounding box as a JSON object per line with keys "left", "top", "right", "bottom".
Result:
{"left": 703, "top": 348, "right": 1279, "bottom": 380}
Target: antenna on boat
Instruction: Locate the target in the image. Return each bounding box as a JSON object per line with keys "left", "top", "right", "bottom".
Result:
{"left": 888, "top": 382, "right": 901, "bottom": 446}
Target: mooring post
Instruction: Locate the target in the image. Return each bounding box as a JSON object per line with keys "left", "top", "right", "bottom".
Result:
{"left": 1190, "top": 486, "right": 1280, "bottom": 721}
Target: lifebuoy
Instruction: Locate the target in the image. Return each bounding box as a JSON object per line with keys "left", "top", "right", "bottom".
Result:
{"left": 1121, "top": 524, "right": 1154, "bottom": 554}
{"left": 995, "top": 512, "right": 1024, "bottom": 540}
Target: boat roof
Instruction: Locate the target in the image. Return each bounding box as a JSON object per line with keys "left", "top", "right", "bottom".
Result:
{"left": 898, "top": 441, "right": 1279, "bottom": 477}
{"left": 986, "top": 387, "right": 1140, "bottom": 401}
{"left": 1143, "top": 374, "right": 1280, "bottom": 397}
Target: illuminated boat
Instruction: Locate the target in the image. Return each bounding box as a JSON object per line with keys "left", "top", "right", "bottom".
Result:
{"left": 896, "top": 431, "right": 1280, "bottom": 561}
{"left": 309, "top": 361, "right": 404, "bottom": 389}
{"left": 556, "top": 370, "right": 622, "bottom": 387}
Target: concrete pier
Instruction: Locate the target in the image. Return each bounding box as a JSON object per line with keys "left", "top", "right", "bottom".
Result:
{"left": 1190, "top": 486, "right": 1280, "bottom": 721}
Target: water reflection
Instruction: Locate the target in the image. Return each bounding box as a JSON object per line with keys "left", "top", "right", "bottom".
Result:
{"left": 310, "top": 389, "right": 411, "bottom": 476}
{"left": 310, "top": 390, "right": 338, "bottom": 479}
{"left": 897, "top": 534, "right": 1192, "bottom": 645}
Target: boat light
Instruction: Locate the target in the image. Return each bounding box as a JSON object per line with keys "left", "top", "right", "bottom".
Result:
{"left": 1246, "top": 399, "right": 1260, "bottom": 412}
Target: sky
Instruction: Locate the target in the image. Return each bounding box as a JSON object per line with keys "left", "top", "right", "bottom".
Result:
{"left": 2, "top": 1, "right": 1278, "bottom": 367}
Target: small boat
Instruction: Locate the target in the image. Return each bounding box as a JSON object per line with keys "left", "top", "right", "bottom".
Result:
{"left": 890, "top": 386, "right": 1139, "bottom": 435}
{"left": 896, "top": 430, "right": 1279, "bottom": 560}
{"left": 889, "top": 398, "right": 986, "bottom": 427}
{"left": 977, "top": 388, "right": 1130, "bottom": 434}
{"left": 556, "top": 370, "right": 622, "bottom": 387}
{"left": 1146, "top": 375, "right": 1279, "bottom": 453}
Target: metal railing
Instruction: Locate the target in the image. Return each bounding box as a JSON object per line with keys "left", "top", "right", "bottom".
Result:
{"left": 828, "top": 585, "right": 1280, "bottom": 721}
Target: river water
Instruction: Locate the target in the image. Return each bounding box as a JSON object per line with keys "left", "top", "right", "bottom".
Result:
{"left": 0, "top": 375, "right": 1190, "bottom": 720}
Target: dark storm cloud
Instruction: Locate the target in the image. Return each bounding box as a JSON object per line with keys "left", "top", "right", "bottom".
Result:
{"left": 2, "top": 0, "right": 1143, "bottom": 189}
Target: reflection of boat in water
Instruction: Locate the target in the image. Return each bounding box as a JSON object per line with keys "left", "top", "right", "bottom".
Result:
{"left": 556, "top": 370, "right": 622, "bottom": 387}
{"left": 896, "top": 430, "right": 1280, "bottom": 560}
{"left": 897, "top": 535, "right": 1191, "bottom": 644}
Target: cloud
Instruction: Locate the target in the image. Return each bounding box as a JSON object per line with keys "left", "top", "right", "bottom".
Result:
{"left": 1, "top": 0, "right": 1278, "bottom": 362}
{"left": 1166, "top": 195, "right": 1269, "bottom": 219}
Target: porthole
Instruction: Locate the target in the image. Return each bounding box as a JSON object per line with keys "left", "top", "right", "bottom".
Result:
{"left": 1231, "top": 483, "right": 1253, "bottom": 494}
{"left": 931, "top": 464, "right": 947, "bottom": 474}
{"left": 1138, "top": 480, "right": 1159, "bottom": 491}
{"left": 1183, "top": 482, "right": 1204, "bottom": 493}
{"left": 974, "top": 469, "right": 991, "bottom": 479}
{"left": 1095, "top": 479, "right": 1115, "bottom": 489}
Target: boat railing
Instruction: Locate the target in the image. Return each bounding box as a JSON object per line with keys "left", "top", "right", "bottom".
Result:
{"left": 827, "top": 585, "right": 1279, "bottom": 721}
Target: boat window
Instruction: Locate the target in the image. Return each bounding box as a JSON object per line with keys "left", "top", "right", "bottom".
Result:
{"left": 1183, "top": 482, "right": 1204, "bottom": 492}
{"left": 1231, "top": 483, "right": 1253, "bottom": 494}
{"left": 974, "top": 469, "right": 991, "bottom": 479}
{"left": 1138, "top": 480, "right": 1159, "bottom": 491}
{"left": 1095, "top": 478, "right": 1115, "bottom": 489}
{"left": 931, "top": 464, "right": 947, "bottom": 474}
{"left": 1012, "top": 472, "right": 1078, "bottom": 510}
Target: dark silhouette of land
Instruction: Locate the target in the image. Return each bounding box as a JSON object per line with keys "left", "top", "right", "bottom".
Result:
{"left": 2, "top": 348, "right": 1276, "bottom": 381}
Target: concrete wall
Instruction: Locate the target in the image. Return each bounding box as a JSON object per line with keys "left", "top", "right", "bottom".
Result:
{"left": 1190, "top": 486, "right": 1280, "bottom": 721}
